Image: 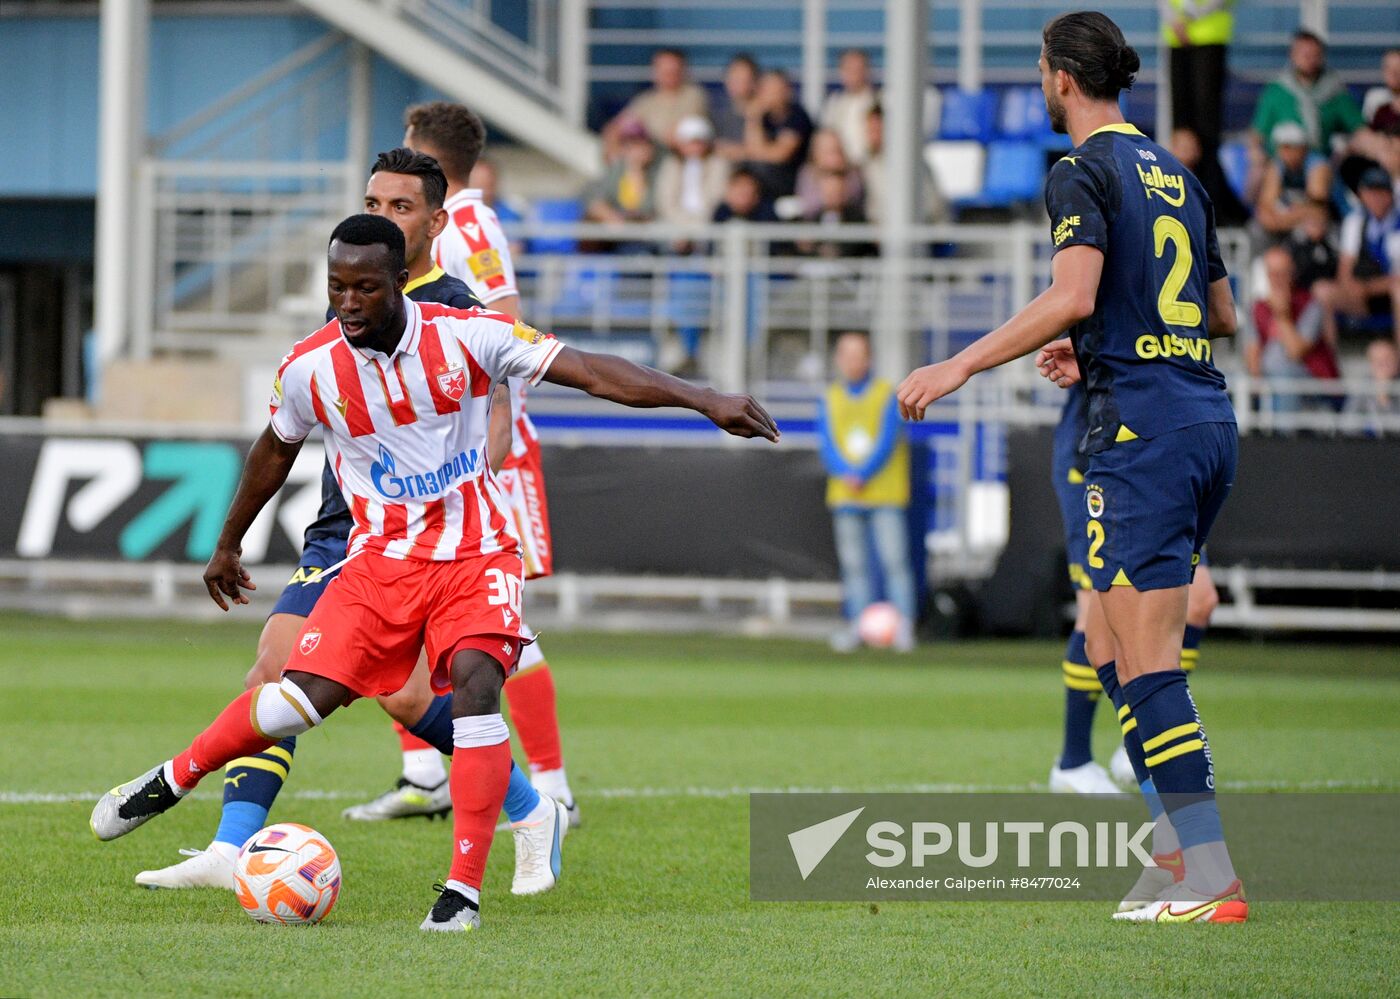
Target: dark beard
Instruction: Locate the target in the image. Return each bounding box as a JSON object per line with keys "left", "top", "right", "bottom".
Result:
{"left": 1048, "top": 96, "right": 1068, "bottom": 134}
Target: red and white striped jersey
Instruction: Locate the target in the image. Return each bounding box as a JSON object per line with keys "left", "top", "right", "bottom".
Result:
{"left": 269, "top": 298, "right": 564, "bottom": 562}
{"left": 433, "top": 189, "right": 517, "bottom": 306}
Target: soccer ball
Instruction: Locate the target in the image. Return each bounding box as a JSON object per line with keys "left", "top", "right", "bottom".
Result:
{"left": 856, "top": 602, "right": 902, "bottom": 648}
{"left": 233, "top": 823, "right": 341, "bottom": 925}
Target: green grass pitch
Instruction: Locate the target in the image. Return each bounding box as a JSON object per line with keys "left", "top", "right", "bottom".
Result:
{"left": 1, "top": 613, "right": 1397, "bottom": 997}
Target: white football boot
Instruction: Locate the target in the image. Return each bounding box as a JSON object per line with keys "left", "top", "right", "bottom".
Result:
{"left": 341, "top": 777, "right": 452, "bottom": 821}
{"left": 1048, "top": 760, "right": 1120, "bottom": 794}
{"left": 1109, "top": 745, "right": 1137, "bottom": 788}
{"left": 420, "top": 886, "right": 481, "bottom": 933}
{"left": 135, "top": 848, "right": 235, "bottom": 890}
{"left": 90, "top": 763, "right": 183, "bottom": 842}
{"left": 510, "top": 794, "right": 568, "bottom": 896}
{"left": 1113, "top": 879, "right": 1248, "bottom": 923}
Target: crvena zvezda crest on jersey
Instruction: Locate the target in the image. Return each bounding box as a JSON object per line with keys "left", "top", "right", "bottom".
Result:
{"left": 299, "top": 629, "right": 321, "bottom": 655}
{"left": 437, "top": 363, "right": 467, "bottom": 402}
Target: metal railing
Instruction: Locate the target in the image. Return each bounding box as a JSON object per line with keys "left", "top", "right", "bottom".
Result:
{"left": 585, "top": 0, "right": 1398, "bottom": 90}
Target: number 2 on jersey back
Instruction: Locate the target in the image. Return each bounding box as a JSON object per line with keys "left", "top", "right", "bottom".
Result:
{"left": 1152, "top": 215, "right": 1203, "bottom": 328}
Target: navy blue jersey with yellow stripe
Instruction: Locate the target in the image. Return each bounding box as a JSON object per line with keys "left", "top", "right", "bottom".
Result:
{"left": 304, "top": 266, "right": 483, "bottom": 544}
{"left": 1045, "top": 123, "right": 1235, "bottom": 455}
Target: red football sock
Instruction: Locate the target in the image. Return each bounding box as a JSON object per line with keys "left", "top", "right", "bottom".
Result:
{"left": 504, "top": 664, "right": 564, "bottom": 772}
{"left": 447, "top": 740, "right": 512, "bottom": 889}
{"left": 394, "top": 721, "right": 436, "bottom": 753}
{"left": 169, "top": 687, "right": 276, "bottom": 791}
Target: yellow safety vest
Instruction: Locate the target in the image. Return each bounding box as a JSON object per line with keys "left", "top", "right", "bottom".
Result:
{"left": 1162, "top": 0, "right": 1234, "bottom": 47}
{"left": 824, "top": 378, "right": 910, "bottom": 508}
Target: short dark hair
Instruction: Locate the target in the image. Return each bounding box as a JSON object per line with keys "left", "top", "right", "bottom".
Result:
{"left": 403, "top": 101, "right": 486, "bottom": 184}
{"left": 727, "top": 52, "right": 758, "bottom": 73}
{"left": 729, "top": 166, "right": 762, "bottom": 187}
{"left": 654, "top": 47, "right": 686, "bottom": 63}
{"left": 1042, "top": 11, "right": 1140, "bottom": 102}
{"left": 328, "top": 213, "right": 406, "bottom": 274}
{"left": 370, "top": 147, "right": 448, "bottom": 210}
{"left": 1293, "top": 29, "right": 1326, "bottom": 48}
{"left": 839, "top": 48, "right": 870, "bottom": 64}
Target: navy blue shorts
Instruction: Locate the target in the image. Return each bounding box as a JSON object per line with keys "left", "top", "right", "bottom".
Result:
{"left": 1051, "top": 447, "right": 1092, "bottom": 592}
{"left": 1082, "top": 422, "right": 1236, "bottom": 592}
{"left": 269, "top": 535, "right": 348, "bottom": 618}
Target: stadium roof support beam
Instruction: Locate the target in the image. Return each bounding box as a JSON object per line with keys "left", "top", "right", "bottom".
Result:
{"left": 291, "top": 0, "right": 601, "bottom": 176}
{"left": 802, "top": 0, "right": 826, "bottom": 117}
{"left": 958, "top": 0, "right": 982, "bottom": 93}
{"left": 875, "top": 0, "right": 926, "bottom": 384}
{"left": 95, "top": 0, "right": 149, "bottom": 366}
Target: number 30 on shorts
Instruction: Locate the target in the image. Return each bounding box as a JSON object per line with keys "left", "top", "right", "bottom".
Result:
{"left": 1086, "top": 521, "right": 1106, "bottom": 569}
{"left": 485, "top": 568, "right": 523, "bottom": 614}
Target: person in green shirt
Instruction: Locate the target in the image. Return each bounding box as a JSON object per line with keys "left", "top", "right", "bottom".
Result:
{"left": 1252, "top": 30, "right": 1364, "bottom": 159}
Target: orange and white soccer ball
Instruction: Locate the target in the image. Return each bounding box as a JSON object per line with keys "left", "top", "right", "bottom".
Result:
{"left": 233, "top": 822, "right": 341, "bottom": 925}
{"left": 857, "top": 602, "right": 902, "bottom": 648}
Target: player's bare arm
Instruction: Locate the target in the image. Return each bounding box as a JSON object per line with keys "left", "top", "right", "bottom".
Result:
{"left": 898, "top": 245, "right": 1104, "bottom": 419}
{"left": 1206, "top": 276, "right": 1238, "bottom": 339}
{"left": 487, "top": 382, "right": 512, "bottom": 471}
{"left": 544, "top": 347, "right": 780, "bottom": 441}
{"left": 203, "top": 427, "right": 304, "bottom": 611}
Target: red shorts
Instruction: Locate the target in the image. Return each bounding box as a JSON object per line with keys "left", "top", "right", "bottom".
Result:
{"left": 287, "top": 550, "right": 525, "bottom": 699}
{"left": 498, "top": 441, "right": 553, "bottom": 580}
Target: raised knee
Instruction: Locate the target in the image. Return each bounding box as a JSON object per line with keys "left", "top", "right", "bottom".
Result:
{"left": 252, "top": 678, "right": 323, "bottom": 739}
{"left": 450, "top": 653, "right": 504, "bottom": 716}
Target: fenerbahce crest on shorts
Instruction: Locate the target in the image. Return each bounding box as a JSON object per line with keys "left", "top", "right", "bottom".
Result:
{"left": 1086, "top": 486, "right": 1105, "bottom": 519}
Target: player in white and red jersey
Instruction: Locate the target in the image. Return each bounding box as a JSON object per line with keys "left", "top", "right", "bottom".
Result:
{"left": 341, "top": 100, "right": 582, "bottom": 825}
{"left": 91, "top": 213, "right": 778, "bottom": 933}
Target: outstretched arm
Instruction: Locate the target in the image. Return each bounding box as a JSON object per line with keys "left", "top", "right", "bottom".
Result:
{"left": 543, "top": 346, "right": 780, "bottom": 441}
{"left": 204, "top": 426, "right": 304, "bottom": 610}
{"left": 897, "top": 245, "right": 1103, "bottom": 419}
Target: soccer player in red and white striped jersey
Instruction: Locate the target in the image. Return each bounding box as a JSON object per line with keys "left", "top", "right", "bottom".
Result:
{"left": 91, "top": 213, "right": 778, "bottom": 933}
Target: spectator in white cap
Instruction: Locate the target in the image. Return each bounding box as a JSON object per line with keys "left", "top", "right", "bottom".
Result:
{"left": 656, "top": 115, "right": 731, "bottom": 233}
{"left": 1255, "top": 120, "right": 1333, "bottom": 243}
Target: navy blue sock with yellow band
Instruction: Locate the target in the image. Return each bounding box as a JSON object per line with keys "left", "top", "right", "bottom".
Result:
{"left": 214, "top": 736, "right": 296, "bottom": 851}
{"left": 1059, "top": 630, "right": 1099, "bottom": 769}
{"left": 1181, "top": 624, "right": 1204, "bottom": 672}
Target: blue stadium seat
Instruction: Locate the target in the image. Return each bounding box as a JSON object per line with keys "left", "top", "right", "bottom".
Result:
{"left": 957, "top": 141, "right": 1046, "bottom": 208}
{"left": 528, "top": 197, "right": 584, "bottom": 254}
{"left": 937, "top": 88, "right": 998, "bottom": 143}
{"left": 997, "top": 86, "right": 1053, "bottom": 140}
{"left": 1218, "top": 142, "right": 1250, "bottom": 203}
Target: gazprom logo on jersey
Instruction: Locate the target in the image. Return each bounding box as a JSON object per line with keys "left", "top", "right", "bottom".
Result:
{"left": 370, "top": 444, "right": 481, "bottom": 500}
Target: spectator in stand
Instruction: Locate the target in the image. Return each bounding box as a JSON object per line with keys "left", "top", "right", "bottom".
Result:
{"left": 797, "top": 170, "right": 873, "bottom": 259}
{"left": 795, "top": 129, "right": 864, "bottom": 218}
{"left": 1170, "top": 126, "right": 1249, "bottom": 225}
{"left": 820, "top": 49, "right": 879, "bottom": 165}
{"left": 1163, "top": 1, "right": 1238, "bottom": 217}
{"left": 1289, "top": 203, "right": 1340, "bottom": 290}
{"left": 1363, "top": 48, "right": 1400, "bottom": 124}
{"left": 1315, "top": 167, "right": 1400, "bottom": 341}
{"left": 468, "top": 158, "right": 524, "bottom": 225}
{"left": 712, "top": 167, "right": 778, "bottom": 223}
{"left": 1351, "top": 48, "right": 1400, "bottom": 180}
{"left": 1249, "top": 30, "right": 1363, "bottom": 198}
{"left": 862, "top": 104, "right": 945, "bottom": 225}
{"left": 1248, "top": 245, "right": 1340, "bottom": 415}
{"left": 1347, "top": 337, "right": 1400, "bottom": 433}
{"left": 713, "top": 53, "right": 759, "bottom": 160}
{"left": 656, "top": 115, "right": 731, "bottom": 231}
{"left": 603, "top": 48, "right": 709, "bottom": 157}
{"left": 819, "top": 331, "right": 916, "bottom": 653}
{"left": 585, "top": 117, "right": 660, "bottom": 226}
{"left": 1254, "top": 121, "right": 1333, "bottom": 242}
{"left": 740, "top": 69, "right": 814, "bottom": 200}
